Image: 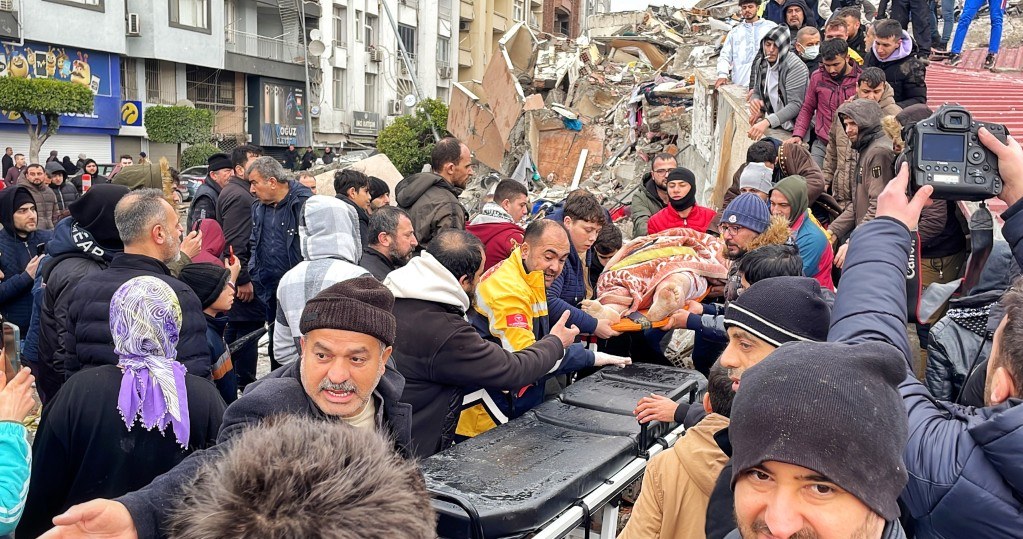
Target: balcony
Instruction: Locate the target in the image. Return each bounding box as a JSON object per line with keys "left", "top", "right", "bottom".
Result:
{"left": 225, "top": 29, "right": 306, "bottom": 64}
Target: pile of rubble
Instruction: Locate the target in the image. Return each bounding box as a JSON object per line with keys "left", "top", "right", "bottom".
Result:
{"left": 448, "top": 1, "right": 742, "bottom": 233}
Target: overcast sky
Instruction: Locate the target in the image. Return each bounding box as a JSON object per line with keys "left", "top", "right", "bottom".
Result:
{"left": 609, "top": 0, "right": 685, "bottom": 12}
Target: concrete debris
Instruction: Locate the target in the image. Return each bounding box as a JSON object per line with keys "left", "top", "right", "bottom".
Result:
{"left": 446, "top": 5, "right": 738, "bottom": 229}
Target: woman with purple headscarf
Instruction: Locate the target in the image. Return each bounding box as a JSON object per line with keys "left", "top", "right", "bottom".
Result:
{"left": 17, "top": 277, "right": 226, "bottom": 538}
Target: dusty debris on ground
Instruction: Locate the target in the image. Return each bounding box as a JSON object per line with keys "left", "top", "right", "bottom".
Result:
{"left": 447, "top": 2, "right": 740, "bottom": 223}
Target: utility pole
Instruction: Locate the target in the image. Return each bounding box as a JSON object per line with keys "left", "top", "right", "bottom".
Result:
{"left": 379, "top": 0, "right": 441, "bottom": 142}
{"left": 298, "top": 0, "right": 315, "bottom": 148}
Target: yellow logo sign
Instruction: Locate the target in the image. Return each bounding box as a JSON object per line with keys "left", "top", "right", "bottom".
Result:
{"left": 121, "top": 101, "right": 140, "bottom": 125}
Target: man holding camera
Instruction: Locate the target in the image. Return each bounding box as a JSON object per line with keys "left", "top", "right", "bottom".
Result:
{"left": 830, "top": 120, "right": 1023, "bottom": 537}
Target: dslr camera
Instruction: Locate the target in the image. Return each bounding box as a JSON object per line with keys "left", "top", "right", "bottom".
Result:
{"left": 903, "top": 104, "right": 1010, "bottom": 201}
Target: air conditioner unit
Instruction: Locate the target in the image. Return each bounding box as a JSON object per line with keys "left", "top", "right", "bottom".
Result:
{"left": 388, "top": 100, "right": 403, "bottom": 115}
{"left": 126, "top": 13, "right": 141, "bottom": 36}
{"left": 458, "top": 21, "right": 470, "bottom": 32}
{"left": 438, "top": 66, "right": 453, "bottom": 79}
{"left": 369, "top": 48, "right": 384, "bottom": 62}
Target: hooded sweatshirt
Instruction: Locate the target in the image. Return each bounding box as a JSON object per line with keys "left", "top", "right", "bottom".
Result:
{"left": 467, "top": 202, "right": 525, "bottom": 271}
{"left": 750, "top": 26, "right": 810, "bottom": 131}
{"left": 272, "top": 195, "right": 369, "bottom": 364}
{"left": 395, "top": 171, "right": 467, "bottom": 249}
{"left": 0, "top": 186, "right": 54, "bottom": 333}
{"left": 189, "top": 218, "right": 227, "bottom": 266}
{"left": 781, "top": 0, "right": 814, "bottom": 31}
{"left": 866, "top": 30, "right": 927, "bottom": 108}
{"left": 833, "top": 99, "right": 895, "bottom": 241}
{"left": 772, "top": 176, "right": 835, "bottom": 290}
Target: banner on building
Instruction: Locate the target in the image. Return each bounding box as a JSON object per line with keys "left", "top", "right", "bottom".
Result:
{"left": 248, "top": 77, "right": 309, "bottom": 147}
{"left": 0, "top": 41, "right": 121, "bottom": 132}
{"left": 121, "top": 101, "right": 142, "bottom": 127}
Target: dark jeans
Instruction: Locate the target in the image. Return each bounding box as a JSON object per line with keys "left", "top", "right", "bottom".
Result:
{"left": 265, "top": 295, "right": 282, "bottom": 371}
{"left": 892, "top": 0, "right": 933, "bottom": 52}
{"left": 225, "top": 320, "right": 264, "bottom": 390}
{"left": 930, "top": 0, "right": 955, "bottom": 47}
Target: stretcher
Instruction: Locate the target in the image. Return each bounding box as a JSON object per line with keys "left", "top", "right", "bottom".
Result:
{"left": 424, "top": 363, "right": 706, "bottom": 539}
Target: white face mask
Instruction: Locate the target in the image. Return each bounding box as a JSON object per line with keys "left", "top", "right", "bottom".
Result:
{"left": 801, "top": 44, "right": 820, "bottom": 60}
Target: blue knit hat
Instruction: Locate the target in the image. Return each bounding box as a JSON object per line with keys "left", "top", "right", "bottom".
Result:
{"left": 721, "top": 193, "right": 770, "bottom": 233}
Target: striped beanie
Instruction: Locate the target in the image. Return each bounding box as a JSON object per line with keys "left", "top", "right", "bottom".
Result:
{"left": 723, "top": 276, "right": 830, "bottom": 346}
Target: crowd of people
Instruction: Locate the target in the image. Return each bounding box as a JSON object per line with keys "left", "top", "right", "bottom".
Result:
{"left": 0, "top": 3, "right": 1016, "bottom": 535}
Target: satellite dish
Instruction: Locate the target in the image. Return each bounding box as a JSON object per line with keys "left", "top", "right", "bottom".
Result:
{"left": 403, "top": 94, "right": 417, "bottom": 108}
{"left": 309, "top": 29, "right": 322, "bottom": 41}
{"left": 308, "top": 39, "right": 326, "bottom": 57}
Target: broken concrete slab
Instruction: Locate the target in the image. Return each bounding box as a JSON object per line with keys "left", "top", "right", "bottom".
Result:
{"left": 535, "top": 125, "right": 607, "bottom": 186}
{"left": 481, "top": 46, "right": 526, "bottom": 148}
{"left": 448, "top": 82, "right": 506, "bottom": 171}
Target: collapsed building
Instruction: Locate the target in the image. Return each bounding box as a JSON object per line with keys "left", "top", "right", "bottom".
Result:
{"left": 446, "top": 1, "right": 754, "bottom": 237}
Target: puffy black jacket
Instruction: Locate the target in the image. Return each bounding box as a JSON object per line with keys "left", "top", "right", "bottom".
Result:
{"left": 187, "top": 177, "right": 222, "bottom": 229}
{"left": 61, "top": 253, "right": 212, "bottom": 378}
{"left": 926, "top": 242, "right": 1019, "bottom": 401}
{"left": 38, "top": 219, "right": 121, "bottom": 382}
{"left": 833, "top": 216, "right": 1023, "bottom": 538}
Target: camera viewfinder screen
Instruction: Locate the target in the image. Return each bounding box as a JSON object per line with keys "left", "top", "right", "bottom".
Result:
{"left": 921, "top": 133, "right": 966, "bottom": 162}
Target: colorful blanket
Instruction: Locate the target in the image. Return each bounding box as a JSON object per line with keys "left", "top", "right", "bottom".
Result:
{"left": 596, "top": 227, "right": 730, "bottom": 315}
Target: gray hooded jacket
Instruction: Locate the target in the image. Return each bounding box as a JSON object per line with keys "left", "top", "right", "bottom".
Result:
{"left": 272, "top": 195, "right": 369, "bottom": 364}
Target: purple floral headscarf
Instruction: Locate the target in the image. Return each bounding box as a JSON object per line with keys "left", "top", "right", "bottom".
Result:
{"left": 110, "top": 276, "right": 190, "bottom": 447}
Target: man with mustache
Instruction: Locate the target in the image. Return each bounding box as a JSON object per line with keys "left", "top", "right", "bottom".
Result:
{"left": 41, "top": 277, "right": 413, "bottom": 538}
{"left": 360, "top": 206, "right": 419, "bottom": 281}
{"left": 630, "top": 152, "right": 676, "bottom": 236}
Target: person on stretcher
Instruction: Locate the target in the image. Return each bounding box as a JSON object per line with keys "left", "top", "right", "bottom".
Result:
{"left": 582, "top": 227, "right": 730, "bottom": 328}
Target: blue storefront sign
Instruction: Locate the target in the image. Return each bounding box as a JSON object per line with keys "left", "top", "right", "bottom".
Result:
{"left": 0, "top": 41, "right": 121, "bottom": 134}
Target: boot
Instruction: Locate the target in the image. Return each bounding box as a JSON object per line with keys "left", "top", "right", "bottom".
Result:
{"left": 984, "top": 53, "right": 998, "bottom": 69}
{"left": 946, "top": 53, "right": 962, "bottom": 66}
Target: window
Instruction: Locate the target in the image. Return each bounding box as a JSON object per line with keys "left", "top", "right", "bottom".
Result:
{"left": 437, "top": 37, "right": 450, "bottom": 67}
{"left": 437, "top": 86, "right": 449, "bottom": 104}
{"left": 354, "top": 10, "right": 363, "bottom": 42}
{"left": 398, "top": 23, "right": 417, "bottom": 59}
{"left": 333, "top": 68, "right": 346, "bottom": 110}
{"left": 365, "top": 73, "right": 377, "bottom": 112}
{"left": 333, "top": 5, "right": 347, "bottom": 48}
{"left": 364, "top": 15, "right": 377, "bottom": 50}
{"left": 44, "top": 0, "right": 103, "bottom": 11}
{"left": 186, "top": 66, "right": 235, "bottom": 108}
{"left": 145, "top": 59, "right": 162, "bottom": 102}
{"left": 438, "top": 0, "right": 452, "bottom": 19}
{"left": 120, "top": 58, "right": 138, "bottom": 101}
{"left": 170, "top": 0, "right": 210, "bottom": 31}
{"left": 513, "top": 0, "right": 525, "bottom": 22}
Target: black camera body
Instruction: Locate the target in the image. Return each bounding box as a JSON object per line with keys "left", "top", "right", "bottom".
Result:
{"left": 904, "top": 104, "right": 1009, "bottom": 201}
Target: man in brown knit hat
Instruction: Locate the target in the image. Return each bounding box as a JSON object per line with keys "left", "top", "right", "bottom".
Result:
{"left": 41, "top": 277, "right": 413, "bottom": 538}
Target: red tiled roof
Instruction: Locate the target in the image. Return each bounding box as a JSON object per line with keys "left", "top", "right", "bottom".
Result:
{"left": 926, "top": 47, "right": 1023, "bottom": 139}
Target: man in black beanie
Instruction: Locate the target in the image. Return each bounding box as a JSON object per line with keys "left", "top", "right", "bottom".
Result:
{"left": 368, "top": 176, "right": 391, "bottom": 212}
{"left": 704, "top": 275, "right": 832, "bottom": 539}
{"left": 728, "top": 342, "right": 909, "bottom": 538}
{"left": 44, "top": 277, "right": 413, "bottom": 538}
{"left": 31, "top": 184, "right": 130, "bottom": 404}
{"left": 187, "top": 152, "right": 234, "bottom": 229}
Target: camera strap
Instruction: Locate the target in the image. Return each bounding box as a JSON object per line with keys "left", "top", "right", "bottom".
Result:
{"left": 906, "top": 230, "right": 923, "bottom": 324}
{"left": 961, "top": 202, "right": 995, "bottom": 295}
{"left": 916, "top": 202, "right": 994, "bottom": 323}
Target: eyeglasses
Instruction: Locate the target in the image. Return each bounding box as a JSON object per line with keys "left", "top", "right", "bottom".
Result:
{"left": 719, "top": 225, "right": 744, "bottom": 237}
{"left": 652, "top": 168, "right": 673, "bottom": 175}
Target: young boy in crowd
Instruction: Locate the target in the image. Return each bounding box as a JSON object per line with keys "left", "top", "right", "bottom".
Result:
{"left": 179, "top": 258, "right": 241, "bottom": 403}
